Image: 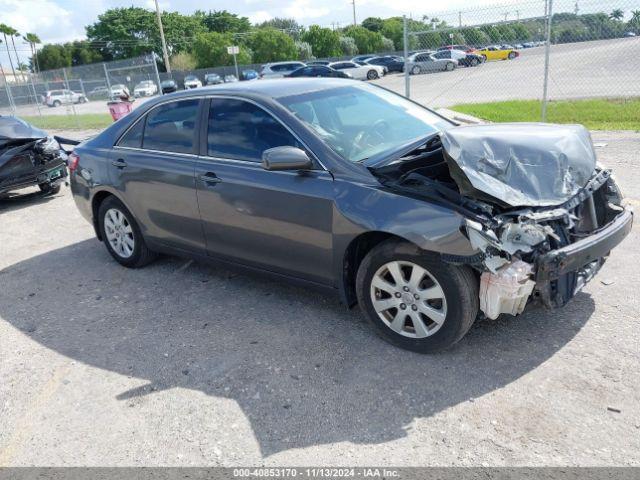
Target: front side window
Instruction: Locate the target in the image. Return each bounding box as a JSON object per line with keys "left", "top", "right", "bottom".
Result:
{"left": 142, "top": 99, "right": 199, "bottom": 154}
{"left": 207, "top": 98, "right": 300, "bottom": 162}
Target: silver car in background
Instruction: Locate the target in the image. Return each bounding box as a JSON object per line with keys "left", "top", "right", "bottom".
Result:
{"left": 406, "top": 52, "right": 457, "bottom": 75}
{"left": 259, "top": 61, "right": 306, "bottom": 79}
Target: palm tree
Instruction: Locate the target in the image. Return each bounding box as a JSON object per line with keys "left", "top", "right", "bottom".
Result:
{"left": 610, "top": 9, "right": 624, "bottom": 21}
{"left": 0, "top": 24, "right": 18, "bottom": 83}
{"left": 8, "top": 29, "right": 27, "bottom": 82}
{"left": 24, "top": 32, "right": 41, "bottom": 73}
{"left": 629, "top": 10, "right": 640, "bottom": 33}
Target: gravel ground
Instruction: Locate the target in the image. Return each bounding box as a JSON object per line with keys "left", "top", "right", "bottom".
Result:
{"left": 0, "top": 129, "right": 638, "bottom": 467}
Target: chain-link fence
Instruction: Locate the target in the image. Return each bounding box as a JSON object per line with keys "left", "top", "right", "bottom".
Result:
{"left": 1, "top": 0, "right": 638, "bottom": 125}
{"left": 403, "top": 0, "right": 640, "bottom": 118}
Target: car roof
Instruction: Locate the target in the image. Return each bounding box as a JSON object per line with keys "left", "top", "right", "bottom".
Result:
{"left": 143, "top": 78, "right": 359, "bottom": 103}
{"left": 265, "top": 61, "right": 305, "bottom": 66}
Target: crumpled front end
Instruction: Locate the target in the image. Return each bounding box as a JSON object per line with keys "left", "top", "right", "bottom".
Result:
{"left": 372, "top": 122, "right": 633, "bottom": 319}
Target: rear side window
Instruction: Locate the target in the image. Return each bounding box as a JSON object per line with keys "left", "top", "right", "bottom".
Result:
{"left": 118, "top": 118, "right": 145, "bottom": 148}
{"left": 207, "top": 98, "right": 300, "bottom": 162}
{"left": 142, "top": 99, "right": 199, "bottom": 154}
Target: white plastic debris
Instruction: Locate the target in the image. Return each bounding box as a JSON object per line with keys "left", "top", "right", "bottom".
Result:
{"left": 480, "top": 260, "right": 536, "bottom": 320}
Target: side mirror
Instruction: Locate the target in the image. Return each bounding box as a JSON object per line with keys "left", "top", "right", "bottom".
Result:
{"left": 262, "top": 146, "right": 313, "bottom": 171}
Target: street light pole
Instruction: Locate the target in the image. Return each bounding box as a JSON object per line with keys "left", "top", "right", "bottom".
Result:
{"left": 352, "top": 0, "right": 357, "bottom": 26}
{"left": 154, "top": 0, "right": 171, "bottom": 75}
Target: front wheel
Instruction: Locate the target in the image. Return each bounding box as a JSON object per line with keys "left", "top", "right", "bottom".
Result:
{"left": 508, "top": 51, "right": 516, "bottom": 59}
{"left": 445, "top": 62, "right": 455, "bottom": 71}
{"left": 411, "top": 65, "right": 421, "bottom": 75}
{"left": 366, "top": 69, "right": 379, "bottom": 80}
{"left": 98, "top": 196, "right": 157, "bottom": 268}
{"left": 39, "top": 183, "right": 61, "bottom": 195}
{"left": 356, "top": 240, "right": 478, "bottom": 353}
{"left": 470, "top": 58, "right": 479, "bottom": 66}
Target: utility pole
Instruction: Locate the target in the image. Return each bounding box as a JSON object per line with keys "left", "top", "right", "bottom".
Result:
{"left": 541, "top": 0, "right": 553, "bottom": 122}
{"left": 503, "top": 12, "right": 509, "bottom": 21}
{"left": 516, "top": 10, "right": 520, "bottom": 20}
{"left": 154, "top": 0, "right": 171, "bottom": 75}
{"left": 352, "top": 0, "right": 357, "bottom": 26}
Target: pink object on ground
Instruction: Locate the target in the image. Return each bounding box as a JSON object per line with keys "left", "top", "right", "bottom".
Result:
{"left": 108, "top": 101, "right": 134, "bottom": 121}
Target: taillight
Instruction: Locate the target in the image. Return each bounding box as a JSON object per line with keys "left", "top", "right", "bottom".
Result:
{"left": 68, "top": 152, "right": 79, "bottom": 172}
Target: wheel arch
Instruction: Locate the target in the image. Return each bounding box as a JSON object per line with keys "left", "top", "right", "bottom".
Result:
{"left": 90, "top": 188, "right": 135, "bottom": 241}
{"left": 340, "top": 231, "right": 417, "bottom": 307}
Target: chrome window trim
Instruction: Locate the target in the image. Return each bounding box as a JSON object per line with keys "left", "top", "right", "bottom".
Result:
{"left": 114, "top": 93, "right": 329, "bottom": 172}
{"left": 113, "top": 145, "right": 199, "bottom": 158}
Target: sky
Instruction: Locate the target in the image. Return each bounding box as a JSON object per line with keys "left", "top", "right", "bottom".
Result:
{"left": 0, "top": 0, "right": 630, "bottom": 69}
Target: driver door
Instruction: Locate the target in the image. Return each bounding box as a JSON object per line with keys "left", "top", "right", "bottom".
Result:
{"left": 195, "top": 97, "right": 335, "bottom": 285}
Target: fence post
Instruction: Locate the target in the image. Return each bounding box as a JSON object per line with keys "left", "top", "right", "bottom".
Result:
{"left": 62, "top": 67, "right": 81, "bottom": 129}
{"left": 29, "top": 72, "right": 42, "bottom": 116}
{"left": 79, "top": 78, "right": 87, "bottom": 98}
{"left": 152, "top": 53, "right": 162, "bottom": 97}
{"left": 403, "top": 15, "right": 410, "bottom": 99}
{"left": 103, "top": 63, "right": 112, "bottom": 97}
{"left": 541, "top": 0, "right": 553, "bottom": 122}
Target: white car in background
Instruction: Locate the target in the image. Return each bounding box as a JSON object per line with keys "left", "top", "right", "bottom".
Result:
{"left": 133, "top": 80, "right": 158, "bottom": 97}
{"left": 109, "top": 84, "right": 128, "bottom": 99}
{"left": 259, "top": 62, "right": 307, "bottom": 79}
{"left": 45, "top": 89, "right": 87, "bottom": 107}
{"left": 327, "top": 61, "right": 385, "bottom": 80}
{"left": 183, "top": 75, "right": 202, "bottom": 89}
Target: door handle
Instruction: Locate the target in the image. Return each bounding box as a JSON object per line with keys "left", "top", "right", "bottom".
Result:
{"left": 199, "top": 172, "right": 222, "bottom": 185}
{"left": 111, "top": 159, "right": 127, "bottom": 168}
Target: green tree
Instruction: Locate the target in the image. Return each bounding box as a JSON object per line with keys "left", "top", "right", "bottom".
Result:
{"left": 36, "top": 44, "right": 72, "bottom": 70}
{"left": 361, "top": 17, "right": 384, "bottom": 32}
{"left": 257, "top": 18, "right": 304, "bottom": 39}
{"left": 510, "top": 23, "right": 531, "bottom": 42}
{"left": 247, "top": 28, "right": 298, "bottom": 63}
{"left": 24, "top": 32, "right": 41, "bottom": 72}
{"left": 460, "top": 28, "right": 490, "bottom": 46}
{"left": 610, "top": 9, "right": 624, "bottom": 21}
{"left": 295, "top": 41, "right": 313, "bottom": 60}
{"left": 381, "top": 36, "right": 395, "bottom": 51}
{"left": 0, "top": 24, "right": 19, "bottom": 80}
{"left": 495, "top": 24, "right": 516, "bottom": 42}
{"left": 381, "top": 18, "right": 403, "bottom": 50}
{"left": 339, "top": 36, "right": 358, "bottom": 56}
{"left": 192, "top": 31, "right": 251, "bottom": 68}
{"left": 415, "top": 31, "right": 441, "bottom": 49}
{"left": 301, "top": 25, "right": 341, "bottom": 58}
{"left": 170, "top": 52, "right": 197, "bottom": 70}
{"left": 195, "top": 10, "right": 251, "bottom": 33}
{"left": 480, "top": 25, "right": 502, "bottom": 43}
{"left": 341, "top": 25, "right": 384, "bottom": 53}
{"left": 628, "top": 10, "right": 640, "bottom": 33}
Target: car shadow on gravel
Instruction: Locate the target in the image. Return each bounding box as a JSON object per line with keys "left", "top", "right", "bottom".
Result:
{"left": 0, "top": 188, "right": 60, "bottom": 213}
{"left": 0, "top": 238, "right": 595, "bottom": 457}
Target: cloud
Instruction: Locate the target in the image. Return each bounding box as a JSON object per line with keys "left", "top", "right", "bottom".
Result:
{"left": 248, "top": 10, "right": 273, "bottom": 24}
{"left": 283, "top": 0, "right": 330, "bottom": 19}
{"left": 0, "top": 0, "right": 76, "bottom": 43}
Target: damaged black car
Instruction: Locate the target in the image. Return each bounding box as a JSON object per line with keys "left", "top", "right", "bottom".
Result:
{"left": 69, "top": 79, "right": 632, "bottom": 353}
{"left": 0, "top": 116, "right": 70, "bottom": 197}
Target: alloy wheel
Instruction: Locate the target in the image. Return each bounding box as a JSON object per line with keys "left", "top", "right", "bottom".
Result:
{"left": 370, "top": 260, "right": 447, "bottom": 338}
{"left": 104, "top": 208, "right": 135, "bottom": 258}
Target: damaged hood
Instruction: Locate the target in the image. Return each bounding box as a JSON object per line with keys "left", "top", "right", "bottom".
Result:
{"left": 440, "top": 123, "right": 597, "bottom": 207}
{"left": 0, "top": 116, "right": 48, "bottom": 145}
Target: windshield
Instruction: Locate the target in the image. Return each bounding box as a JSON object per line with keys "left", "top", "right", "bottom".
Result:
{"left": 277, "top": 83, "right": 452, "bottom": 163}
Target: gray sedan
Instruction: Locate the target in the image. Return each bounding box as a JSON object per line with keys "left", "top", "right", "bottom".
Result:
{"left": 406, "top": 52, "right": 457, "bottom": 75}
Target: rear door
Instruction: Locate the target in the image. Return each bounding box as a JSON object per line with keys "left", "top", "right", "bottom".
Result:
{"left": 110, "top": 98, "right": 206, "bottom": 253}
{"left": 194, "top": 97, "right": 335, "bottom": 285}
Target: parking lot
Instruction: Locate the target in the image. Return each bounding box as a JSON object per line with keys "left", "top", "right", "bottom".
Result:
{"left": 0, "top": 128, "right": 638, "bottom": 466}
{"left": 3, "top": 37, "right": 639, "bottom": 119}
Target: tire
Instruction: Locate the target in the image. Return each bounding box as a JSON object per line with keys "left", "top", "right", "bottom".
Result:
{"left": 356, "top": 239, "right": 479, "bottom": 353}
{"left": 98, "top": 196, "right": 157, "bottom": 268}
{"left": 367, "top": 69, "right": 379, "bottom": 80}
{"left": 508, "top": 51, "right": 516, "bottom": 59}
{"left": 470, "top": 58, "right": 479, "bottom": 67}
{"left": 53, "top": 100, "right": 61, "bottom": 107}
{"left": 38, "top": 183, "right": 61, "bottom": 195}
{"left": 79, "top": 96, "right": 88, "bottom": 103}
{"left": 481, "top": 54, "right": 487, "bottom": 62}
{"left": 411, "top": 65, "right": 421, "bottom": 75}
{"left": 445, "top": 62, "right": 455, "bottom": 71}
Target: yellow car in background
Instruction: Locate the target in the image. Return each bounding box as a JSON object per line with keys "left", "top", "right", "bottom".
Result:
{"left": 476, "top": 46, "right": 520, "bottom": 61}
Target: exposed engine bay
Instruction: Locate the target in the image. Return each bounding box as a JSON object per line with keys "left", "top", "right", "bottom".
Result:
{"left": 371, "top": 123, "right": 632, "bottom": 319}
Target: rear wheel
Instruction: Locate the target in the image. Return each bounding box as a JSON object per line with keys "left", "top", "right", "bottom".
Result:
{"left": 98, "top": 196, "right": 157, "bottom": 268}
{"left": 53, "top": 100, "right": 61, "bottom": 107}
{"left": 445, "top": 62, "right": 455, "bottom": 71}
{"left": 367, "top": 69, "right": 379, "bottom": 80}
{"left": 508, "top": 51, "right": 516, "bottom": 59}
{"left": 470, "top": 58, "right": 479, "bottom": 66}
{"left": 411, "top": 65, "right": 421, "bottom": 75}
{"left": 356, "top": 240, "right": 478, "bottom": 353}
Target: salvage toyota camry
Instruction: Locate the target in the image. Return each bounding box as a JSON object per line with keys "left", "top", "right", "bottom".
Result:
{"left": 69, "top": 79, "right": 632, "bottom": 353}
